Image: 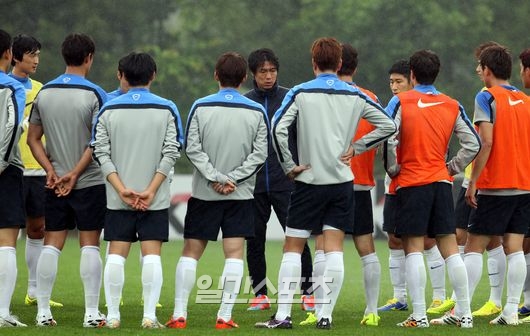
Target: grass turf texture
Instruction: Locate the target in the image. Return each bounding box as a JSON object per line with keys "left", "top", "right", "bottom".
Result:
{"left": 5, "top": 238, "right": 521, "bottom": 335}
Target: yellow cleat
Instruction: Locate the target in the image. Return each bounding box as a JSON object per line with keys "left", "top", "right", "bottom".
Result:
{"left": 472, "top": 300, "right": 501, "bottom": 317}
{"left": 25, "top": 294, "right": 63, "bottom": 308}
{"left": 426, "top": 299, "right": 442, "bottom": 314}
{"left": 361, "top": 313, "right": 380, "bottom": 326}
{"left": 520, "top": 315, "right": 530, "bottom": 324}
{"left": 299, "top": 312, "right": 317, "bottom": 326}
{"left": 426, "top": 298, "right": 454, "bottom": 315}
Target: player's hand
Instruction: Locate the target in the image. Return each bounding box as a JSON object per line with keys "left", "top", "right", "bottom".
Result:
{"left": 212, "top": 180, "right": 236, "bottom": 195}
{"left": 286, "top": 164, "right": 311, "bottom": 180}
{"left": 45, "top": 171, "right": 60, "bottom": 189}
{"left": 119, "top": 189, "right": 142, "bottom": 209}
{"left": 465, "top": 181, "right": 478, "bottom": 209}
{"left": 55, "top": 172, "right": 79, "bottom": 196}
{"left": 340, "top": 145, "right": 355, "bottom": 165}
{"left": 135, "top": 190, "right": 157, "bottom": 211}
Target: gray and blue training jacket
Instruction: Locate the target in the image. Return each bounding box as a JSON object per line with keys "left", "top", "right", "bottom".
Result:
{"left": 0, "top": 71, "right": 25, "bottom": 173}
{"left": 30, "top": 74, "right": 107, "bottom": 189}
{"left": 185, "top": 88, "right": 268, "bottom": 201}
{"left": 91, "top": 88, "right": 183, "bottom": 210}
{"left": 272, "top": 73, "right": 396, "bottom": 185}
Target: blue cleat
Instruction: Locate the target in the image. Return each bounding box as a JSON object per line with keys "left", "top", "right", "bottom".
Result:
{"left": 378, "top": 298, "right": 408, "bottom": 312}
{"left": 519, "top": 305, "right": 530, "bottom": 316}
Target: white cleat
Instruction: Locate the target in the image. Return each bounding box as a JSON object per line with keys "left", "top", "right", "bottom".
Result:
{"left": 0, "top": 315, "right": 27, "bottom": 327}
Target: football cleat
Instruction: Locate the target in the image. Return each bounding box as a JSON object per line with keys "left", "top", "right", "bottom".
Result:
{"left": 472, "top": 300, "right": 501, "bottom": 317}
{"left": 378, "top": 298, "right": 408, "bottom": 311}
{"left": 247, "top": 294, "right": 271, "bottom": 311}
{"left": 397, "top": 315, "right": 429, "bottom": 328}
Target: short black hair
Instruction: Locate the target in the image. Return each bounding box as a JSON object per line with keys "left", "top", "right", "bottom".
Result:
{"left": 337, "top": 43, "right": 358, "bottom": 76}
{"left": 520, "top": 48, "right": 530, "bottom": 69}
{"left": 474, "top": 41, "right": 501, "bottom": 60}
{"left": 215, "top": 52, "right": 247, "bottom": 87}
{"left": 0, "top": 29, "right": 12, "bottom": 56}
{"left": 61, "top": 33, "right": 95, "bottom": 66}
{"left": 409, "top": 50, "right": 440, "bottom": 85}
{"left": 248, "top": 48, "right": 279, "bottom": 75}
{"left": 388, "top": 59, "right": 410, "bottom": 78}
{"left": 11, "top": 34, "right": 41, "bottom": 66}
{"left": 480, "top": 45, "right": 511, "bottom": 80}
{"left": 119, "top": 52, "right": 157, "bottom": 86}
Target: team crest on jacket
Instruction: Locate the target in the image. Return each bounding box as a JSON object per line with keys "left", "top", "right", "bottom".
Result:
{"left": 62, "top": 77, "right": 71, "bottom": 83}
{"left": 326, "top": 79, "right": 334, "bottom": 86}
{"left": 225, "top": 94, "right": 233, "bottom": 100}
{"left": 132, "top": 93, "right": 140, "bottom": 101}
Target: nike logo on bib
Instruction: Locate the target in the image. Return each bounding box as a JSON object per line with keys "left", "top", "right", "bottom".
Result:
{"left": 417, "top": 98, "right": 444, "bottom": 108}
{"left": 509, "top": 97, "right": 524, "bottom": 106}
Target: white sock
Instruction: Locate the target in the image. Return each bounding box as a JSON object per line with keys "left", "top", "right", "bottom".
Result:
{"left": 142, "top": 254, "right": 163, "bottom": 320}
{"left": 36, "top": 245, "right": 61, "bottom": 316}
{"left": 361, "top": 252, "right": 380, "bottom": 315}
{"left": 487, "top": 245, "right": 506, "bottom": 307}
{"left": 80, "top": 246, "right": 102, "bottom": 317}
{"left": 406, "top": 252, "right": 426, "bottom": 319}
{"left": 275, "top": 252, "right": 301, "bottom": 321}
{"left": 312, "top": 250, "right": 325, "bottom": 318}
{"left": 523, "top": 253, "right": 530, "bottom": 307}
{"left": 320, "top": 252, "right": 344, "bottom": 322}
{"left": 463, "top": 252, "right": 483, "bottom": 300}
{"left": 217, "top": 258, "right": 244, "bottom": 321}
{"left": 446, "top": 254, "right": 471, "bottom": 316}
{"left": 0, "top": 247, "right": 17, "bottom": 317}
{"left": 389, "top": 249, "right": 407, "bottom": 303}
{"left": 104, "top": 254, "right": 125, "bottom": 320}
{"left": 504, "top": 251, "right": 526, "bottom": 316}
{"left": 424, "top": 245, "right": 446, "bottom": 301}
{"left": 25, "top": 238, "right": 43, "bottom": 298}
{"left": 173, "top": 256, "right": 197, "bottom": 319}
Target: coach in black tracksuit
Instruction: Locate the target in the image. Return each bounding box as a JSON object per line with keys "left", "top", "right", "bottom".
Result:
{"left": 244, "top": 49, "right": 313, "bottom": 310}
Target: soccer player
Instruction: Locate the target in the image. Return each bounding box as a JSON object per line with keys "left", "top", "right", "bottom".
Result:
{"left": 9, "top": 34, "right": 63, "bottom": 309}
{"left": 256, "top": 37, "right": 396, "bottom": 329}
{"left": 244, "top": 48, "right": 314, "bottom": 312}
{"left": 107, "top": 56, "right": 129, "bottom": 100}
{"left": 379, "top": 60, "right": 449, "bottom": 314}
{"left": 0, "top": 28, "right": 28, "bottom": 328}
{"left": 385, "top": 49, "right": 479, "bottom": 328}
{"left": 104, "top": 54, "right": 164, "bottom": 310}
{"left": 432, "top": 41, "right": 507, "bottom": 317}
{"left": 92, "top": 52, "right": 182, "bottom": 329}
{"left": 27, "top": 33, "right": 107, "bottom": 327}
{"left": 339, "top": 43, "right": 382, "bottom": 327}
{"left": 165, "top": 52, "right": 268, "bottom": 329}
{"left": 464, "top": 45, "right": 530, "bottom": 325}
{"left": 518, "top": 47, "right": 530, "bottom": 322}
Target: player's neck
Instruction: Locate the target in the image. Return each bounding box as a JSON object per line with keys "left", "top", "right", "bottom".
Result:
{"left": 338, "top": 75, "right": 353, "bottom": 83}
{"left": 487, "top": 78, "right": 510, "bottom": 87}
{"left": 64, "top": 65, "right": 87, "bottom": 77}
{"left": 11, "top": 67, "right": 29, "bottom": 79}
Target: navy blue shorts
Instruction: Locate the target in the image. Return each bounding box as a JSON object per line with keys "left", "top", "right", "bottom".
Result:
{"left": 184, "top": 198, "right": 254, "bottom": 241}
{"left": 395, "top": 182, "right": 455, "bottom": 238}
{"left": 382, "top": 194, "right": 397, "bottom": 234}
{"left": 346, "top": 190, "right": 373, "bottom": 236}
{"left": 45, "top": 184, "right": 106, "bottom": 231}
{"left": 0, "top": 165, "right": 25, "bottom": 228}
{"left": 468, "top": 194, "right": 530, "bottom": 236}
{"left": 104, "top": 209, "right": 169, "bottom": 242}
{"left": 287, "top": 181, "right": 354, "bottom": 233}
{"left": 454, "top": 186, "right": 474, "bottom": 230}
{"left": 23, "top": 176, "right": 46, "bottom": 218}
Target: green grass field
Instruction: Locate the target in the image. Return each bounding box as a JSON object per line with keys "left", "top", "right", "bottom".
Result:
{"left": 4, "top": 237, "right": 523, "bottom": 335}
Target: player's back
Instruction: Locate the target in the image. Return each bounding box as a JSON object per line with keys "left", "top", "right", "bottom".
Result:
{"left": 31, "top": 74, "right": 105, "bottom": 188}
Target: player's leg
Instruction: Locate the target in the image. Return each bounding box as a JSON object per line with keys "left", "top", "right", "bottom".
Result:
{"left": 0, "top": 168, "right": 27, "bottom": 327}
{"left": 246, "top": 193, "right": 271, "bottom": 310}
